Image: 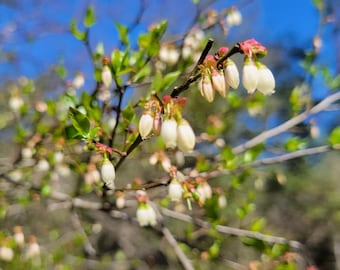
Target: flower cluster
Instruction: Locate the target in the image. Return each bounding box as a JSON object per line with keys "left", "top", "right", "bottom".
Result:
{"left": 199, "top": 39, "right": 275, "bottom": 102}
{"left": 0, "top": 226, "right": 40, "bottom": 262}
{"left": 138, "top": 95, "right": 196, "bottom": 153}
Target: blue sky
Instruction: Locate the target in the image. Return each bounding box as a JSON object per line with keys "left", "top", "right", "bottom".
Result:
{"left": 0, "top": 0, "right": 337, "bottom": 105}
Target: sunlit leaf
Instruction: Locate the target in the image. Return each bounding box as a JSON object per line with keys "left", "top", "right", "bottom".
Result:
{"left": 284, "top": 137, "right": 306, "bottom": 151}
{"left": 70, "top": 18, "right": 86, "bottom": 40}
{"left": 115, "top": 22, "right": 129, "bottom": 45}
{"left": 122, "top": 105, "right": 135, "bottom": 122}
{"left": 84, "top": 5, "right": 96, "bottom": 28}
{"left": 271, "top": 243, "right": 289, "bottom": 258}
{"left": 250, "top": 218, "right": 266, "bottom": 232}
{"left": 151, "top": 70, "right": 163, "bottom": 92}
{"left": 68, "top": 107, "right": 90, "bottom": 137}
{"left": 243, "top": 144, "right": 264, "bottom": 163}
{"left": 162, "top": 71, "right": 181, "bottom": 90}
{"left": 133, "top": 64, "right": 151, "bottom": 83}
{"left": 329, "top": 126, "right": 340, "bottom": 146}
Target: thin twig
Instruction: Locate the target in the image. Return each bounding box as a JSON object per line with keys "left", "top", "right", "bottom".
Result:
{"left": 71, "top": 212, "right": 97, "bottom": 257}
{"left": 240, "top": 144, "right": 335, "bottom": 169}
{"left": 232, "top": 91, "right": 340, "bottom": 154}
{"left": 170, "top": 38, "right": 214, "bottom": 98}
{"left": 160, "top": 207, "right": 304, "bottom": 250}
{"left": 162, "top": 226, "right": 195, "bottom": 270}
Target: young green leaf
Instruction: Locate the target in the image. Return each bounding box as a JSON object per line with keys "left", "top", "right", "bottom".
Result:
{"left": 68, "top": 107, "right": 90, "bottom": 137}
{"left": 70, "top": 18, "right": 86, "bottom": 40}
{"left": 84, "top": 5, "right": 96, "bottom": 28}
{"left": 328, "top": 126, "right": 340, "bottom": 146}
{"left": 162, "top": 71, "right": 181, "bottom": 90}
{"left": 115, "top": 22, "right": 129, "bottom": 45}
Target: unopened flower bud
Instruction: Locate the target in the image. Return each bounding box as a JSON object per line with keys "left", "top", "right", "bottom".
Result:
{"left": 212, "top": 69, "right": 227, "bottom": 97}
{"left": 200, "top": 75, "right": 215, "bottom": 103}
{"left": 136, "top": 202, "right": 157, "bottom": 226}
{"left": 13, "top": 226, "right": 25, "bottom": 248}
{"left": 256, "top": 63, "right": 275, "bottom": 96}
{"left": 36, "top": 159, "right": 50, "bottom": 172}
{"left": 153, "top": 112, "right": 162, "bottom": 136}
{"left": 139, "top": 113, "right": 154, "bottom": 139}
{"left": 168, "top": 178, "right": 183, "bottom": 202}
{"left": 177, "top": 119, "right": 195, "bottom": 153}
{"left": 101, "top": 65, "right": 112, "bottom": 88}
{"left": 53, "top": 151, "right": 64, "bottom": 164}
{"left": 116, "top": 192, "right": 125, "bottom": 209}
{"left": 159, "top": 45, "right": 180, "bottom": 65}
{"left": 73, "top": 72, "right": 85, "bottom": 90}
{"left": 196, "top": 181, "right": 212, "bottom": 204}
{"left": 242, "top": 58, "right": 258, "bottom": 94}
{"left": 100, "top": 159, "right": 115, "bottom": 190}
{"left": 161, "top": 119, "right": 178, "bottom": 149}
{"left": 218, "top": 195, "right": 227, "bottom": 208}
{"left": 0, "top": 246, "right": 14, "bottom": 262}
{"left": 224, "top": 59, "right": 240, "bottom": 89}
{"left": 24, "top": 235, "right": 40, "bottom": 259}
{"left": 9, "top": 95, "right": 24, "bottom": 112}
{"left": 226, "top": 7, "right": 242, "bottom": 27}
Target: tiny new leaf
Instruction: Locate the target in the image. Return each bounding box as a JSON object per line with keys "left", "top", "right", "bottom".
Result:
{"left": 329, "top": 126, "right": 340, "bottom": 146}
{"left": 68, "top": 107, "right": 90, "bottom": 138}
{"left": 84, "top": 5, "right": 96, "bottom": 28}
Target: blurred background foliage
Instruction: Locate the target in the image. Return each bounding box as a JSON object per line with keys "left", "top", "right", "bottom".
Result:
{"left": 0, "top": 0, "right": 340, "bottom": 269}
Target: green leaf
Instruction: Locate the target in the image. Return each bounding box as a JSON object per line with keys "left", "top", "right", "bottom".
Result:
{"left": 54, "top": 64, "right": 67, "bottom": 79}
{"left": 162, "top": 71, "right": 181, "bottom": 90}
{"left": 115, "top": 22, "right": 129, "bottom": 45}
{"left": 84, "top": 5, "right": 96, "bottom": 28}
{"left": 221, "top": 146, "right": 237, "bottom": 169}
{"left": 329, "top": 126, "right": 340, "bottom": 146}
{"left": 88, "top": 127, "right": 101, "bottom": 141}
{"left": 133, "top": 64, "right": 151, "bottom": 83}
{"left": 122, "top": 105, "right": 135, "bottom": 122}
{"left": 14, "top": 124, "right": 27, "bottom": 143}
{"left": 65, "top": 125, "right": 83, "bottom": 140}
{"left": 250, "top": 218, "right": 266, "bottom": 232}
{"left": 41, "top": 185, "right": 52, "bottom": 197}
{"left": 68, "top": 107, "right": 90, "bottom": 137}
{"left": 271, "top": 243, "right": 289, "bottom": 258}
{"left": 243, "top": 144, "right": 264, "bottom": 163}
{"left": 70, "top": 18, "right": 86, "bottom": 40}
{"left": 241, "top": 237, "right": 266, "bottom": 251}
{"left": 284, "top": 137, "right": 306, "bottom": 151}
{"left": 138, "top": 20, "right": 167, "bottom": 57}
{"left": 151, "top": 70, "right": 163, "bottom": 92}
{"left": 312, "top": 0, "right": 324, "bottom": 10}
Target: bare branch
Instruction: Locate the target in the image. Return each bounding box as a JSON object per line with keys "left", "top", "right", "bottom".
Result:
{"left": 162, "top": 226, "right": 195, "bottom": 270}
{"left": 232, "top": 91, "right": 340, "bottom": 154}
{"left": 160, "top": 207, "right": 304, "bottom": 250}
{"left": 240, "top": 145, "right": 335, "bottom": 169}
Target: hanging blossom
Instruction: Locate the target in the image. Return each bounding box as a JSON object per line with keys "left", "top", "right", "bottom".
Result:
{"left": 239, "top": 39, "right": 275, "bottom": 95}
{"left": 136, "top": 190, "right": 157, "bottom": 227}
{"left": 101, "top": 56, "right": 112, "bottom": 88}
{"left": 168, "top": 166, "right": 183, "bottom": 202}
{"left": 100, "top": 158, "right": 116, "bottom": 190}
{"left": 197, "top": 40, "right": 275, "bottom": 100}
{"left": 138, "top": 98, "right": 162, "bottom": 140}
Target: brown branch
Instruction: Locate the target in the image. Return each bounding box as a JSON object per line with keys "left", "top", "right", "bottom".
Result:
{"left": 240, "top": 144, "right": 337, "bottom": 169}
{"left": 232, "top": 91, "right": 340, "bottom": 154}
{"left": 162, "top": 226, "right": 195, "bottom": 270}
{"left": 170, "top": 38, "right": 214, "bottom": 98}
{"left": 160, "top": 207, "right": 304, "bottom": 250}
